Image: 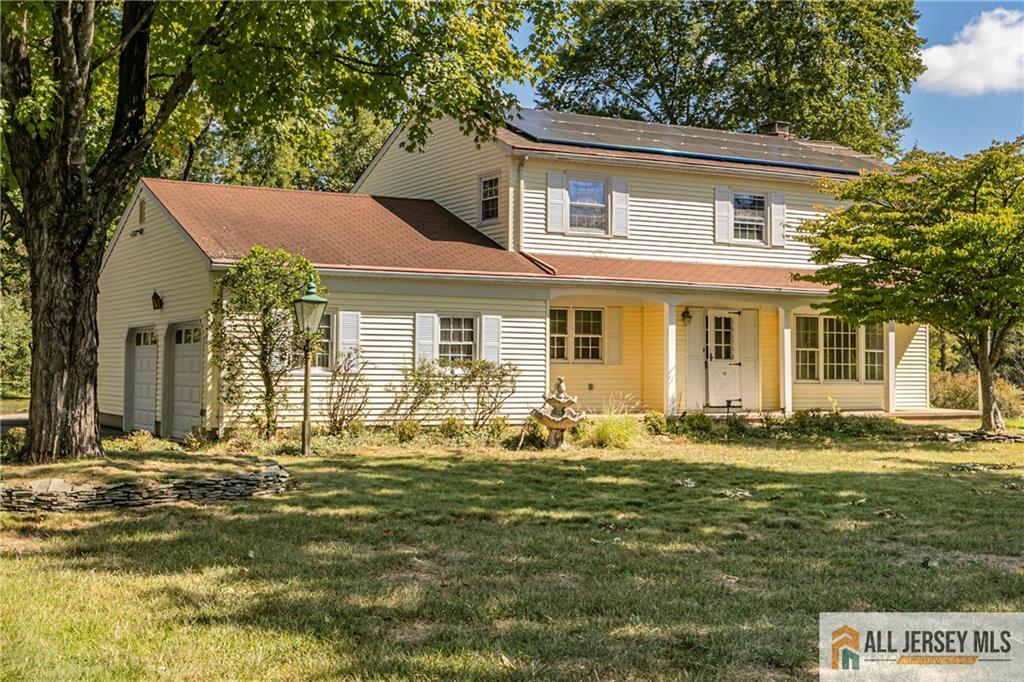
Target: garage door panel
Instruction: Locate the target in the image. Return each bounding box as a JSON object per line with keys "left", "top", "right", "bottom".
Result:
{"left": 171, "top": 325, "right": 203, "bottom": 440}
{"left": 131, "top": 329, "right": 157, "bottom": 433}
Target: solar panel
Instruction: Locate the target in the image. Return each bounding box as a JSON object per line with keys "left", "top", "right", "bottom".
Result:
{"left": 505, "top": 108, "right": 882, "bottom": 175}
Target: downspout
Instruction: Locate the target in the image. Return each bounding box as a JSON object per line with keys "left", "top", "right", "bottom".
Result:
{"left": 515, "top": 155, "right": 527, "bottom": 252}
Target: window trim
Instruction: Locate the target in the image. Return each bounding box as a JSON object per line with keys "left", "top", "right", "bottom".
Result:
{"left": 730, "top": 189, "right": 768, "bottom": 244}
{"left": 566, "top": 173, "right": 611, "bottom": 237}
{"left": 792, "top": 314, "right": 883, "bottom": 385}
{"left": 477, "top": 172, "right": 500, "bottom": 226}
{"left": 437, "top": 313, "right": 479, "bottom": 364}
{"left": 549, "top": 306, "right": 606, "bottom": 364}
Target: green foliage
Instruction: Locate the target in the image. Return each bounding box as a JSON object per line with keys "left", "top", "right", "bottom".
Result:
{"left": 509, "top": 416, "right": 548, "bottom": 450}
{"left": 384, "top": 360, "right": 520, "bottom": 430}
{"left": 642, "top": 411, "right": 668, "bottom": 436}
{"left": 1, "top": 426, "right": 27, "bottom": 460}
{"left": 324, "top": 350, "right": 371, "bottom": 436}
{"left": 393, "top": 420, "right": 421, "bottom": 444}
{"left": 538, "top": 0, "right": 924, "bottom": 156}
{"left": 210, "top": 247, "right": 318, "bottom": 438}
{"left": 676, "top": 412, "right": 715, "bottom": 435}
{"left": 0, "top": 295, "right": 31, "bottom": 397}
{"left": 346, "top": 418, "right": 367, "bottom": 439}
{"left": 799, "top": 138, "right": 1024, "bottom": 431}
{"left": 436, "top": 417, "right": 469, "bottom": 442}
{"left": 108, "top": 430, "right": 180, "bottom": 453}
{"left": 485, "top": 416, "right": 510, "bottom": 445}
{"left": 575, "top": 414, "right": 646, "bottom": 449}
{"left": 931, "top": 373, "right": 1024, "bottom": 418}
{"left": 454, "top": 360, "right": 521, "bottom": 430}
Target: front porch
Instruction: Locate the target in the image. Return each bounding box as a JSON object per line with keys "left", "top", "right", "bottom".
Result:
{"left": 548, "top": 291, "right": 930, "bottom": 416}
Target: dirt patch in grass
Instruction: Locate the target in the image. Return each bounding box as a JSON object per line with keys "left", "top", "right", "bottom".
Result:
{"left": 882, "top": 542, "right": 1024, "bottom": 572}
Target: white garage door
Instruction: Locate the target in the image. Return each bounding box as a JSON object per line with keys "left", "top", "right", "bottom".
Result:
{"left": 132, "top": 329, "right": 157, "bottom": 432}
{"left": 171, "top": 325, "right": 203, "bottom": 440}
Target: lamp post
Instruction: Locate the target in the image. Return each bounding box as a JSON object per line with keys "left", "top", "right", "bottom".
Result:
{"left": 293, "top": 276, "right": 327, "bottom": 456}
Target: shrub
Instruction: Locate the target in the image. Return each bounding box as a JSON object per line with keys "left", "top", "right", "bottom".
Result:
{"left": 182, "top": 427, "right": 211, "bottom": 452}
{"left": 643, "top": 411, "right": 668, "bottom": 435}
{"left": 108, "top": 429, "right": 179, "bottom": 452}
{"left": 227, "top": 428, "right": 261, "bottom": 451}
{"left": 394, "top": 419, "right": 420, "bottom": 443}
{"left": 346, "top": 418, "right": 367, "bottom": 438}
{"left": 1, "top": 426, "right": 27, "bottom": 460}
{"left": 576, "top": 414, "right": 645, "bottom": 449}
{"left": 673, "top": 412, "right": 714, "bottom": 436}
{"left": 325, "top": 349, "right": 371, "bottom": 435}
{"left": 931, "top": 372, "right": 1023, "bottom": 418}
{"left": 437, "top": 417, "right": 468, "bottom": 441}
{"left": 382, "top": 362, "right": 458, "bottom": 425}
{"left": 0, "top": 295, "right": 31, "bottom": 397}
{"left": 485, "top": 416, "right": 509, "bottom": 444}
{"left": 508, "top": 415, "right": 547, "bottom": 450}
{"left": 455, "top": 360, "right": 520, "bottom": 429}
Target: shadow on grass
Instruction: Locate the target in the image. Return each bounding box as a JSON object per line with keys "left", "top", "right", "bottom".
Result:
{"left": 6, "top": 444, "right": 1024, "bottom": 679}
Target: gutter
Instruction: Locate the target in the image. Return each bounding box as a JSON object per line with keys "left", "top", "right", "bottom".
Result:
{"left": 506, "top": 147, "right": 855, "bottom": 184}
{"left": 209, "top": 261, "right": 827, "bottom": 297}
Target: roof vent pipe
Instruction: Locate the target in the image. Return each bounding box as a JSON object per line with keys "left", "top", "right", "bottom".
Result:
{"left": 758, "top": 121, "right": 794, "bottom": 138}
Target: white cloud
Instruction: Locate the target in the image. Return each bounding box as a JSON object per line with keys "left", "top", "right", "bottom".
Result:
{"left": 918, "top": 8, "right": 1024, "bottom": 96}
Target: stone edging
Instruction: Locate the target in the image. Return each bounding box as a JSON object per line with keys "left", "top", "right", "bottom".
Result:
{"left": 1, "top": 460, "right": 289, "bottom": 512}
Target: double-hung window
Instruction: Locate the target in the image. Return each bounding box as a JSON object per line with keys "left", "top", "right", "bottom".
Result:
{"left": 439, "top": 316, "right": 476, "bottom": 363}
{"left": 864, "top": 322, "right": 885, "bottom": 382}
{"left": 573, "top": 309, "right": 603, "bottom": 361}
{"left": 548, "top": 307, "right": 604, "bottom": 362}
{"left": 314, "top": 313, "right": 332, "bottom": 368}
{"left": 823, "top": 318, "right": 858, "bottom": 381}
{"left": 795, "top": 316, "right": 819, "bottom": 381}
{"left": 732, "top": 192, "right": 766, "bottom": 242}
{"left": 479, "top": 175, "right": 499, "bottom": 223}
{"left": 568, "top": 177, "right": 608, "bottom": 234}
{"left": 549, "top": 308, "right": 568, "bottom": 361}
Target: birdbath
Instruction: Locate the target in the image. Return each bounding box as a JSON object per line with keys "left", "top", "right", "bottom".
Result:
{"left": 531, "top": 377, "right": 586, "bottom": 449}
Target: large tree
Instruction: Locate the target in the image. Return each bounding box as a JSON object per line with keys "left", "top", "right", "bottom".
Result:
{"left": 1, "top": 0, "right": 568, "bottom": 462}
{"left": 799, "top": 139, "right": 1024, "bottom": 433}
{"left": 537, "top": 0, "right": 924, "bottom": 156}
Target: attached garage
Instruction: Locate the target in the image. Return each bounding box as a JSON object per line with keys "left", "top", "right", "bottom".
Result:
{"left": 167, "top": 323, "right": 204, "bottom": 440}
{"left": 127, "top": 328, "right": 158, "bottom": 432}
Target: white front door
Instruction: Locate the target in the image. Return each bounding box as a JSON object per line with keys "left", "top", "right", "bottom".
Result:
{"left": 171, "top": 324, "right": 203, "bottom": 440}
{"left": 131, "top": 329, "right": 157, "bottom": 432}
{"left": 706, "top": 311, "right": 742, "bottom": 407}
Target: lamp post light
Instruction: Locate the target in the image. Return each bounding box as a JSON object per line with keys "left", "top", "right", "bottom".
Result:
{"left": 293, "top": 276, "right": 327, "bottom": 456}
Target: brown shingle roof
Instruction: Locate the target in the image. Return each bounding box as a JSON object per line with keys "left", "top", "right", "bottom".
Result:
{"left": 529, "top": 253, "right": 827, "bottom": 292}
{"left": 142, "top": 178, "right": 546, "bottom": 277}
{"left": 140, "top": 178, "right": 826, "bottom": 294}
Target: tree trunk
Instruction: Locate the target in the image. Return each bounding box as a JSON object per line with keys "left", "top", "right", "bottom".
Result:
{"left": 25, "top": 213, "right": 105, "bottom": 462}
{"left": 977, "top": 330, "right": 1006, "bottom": 434}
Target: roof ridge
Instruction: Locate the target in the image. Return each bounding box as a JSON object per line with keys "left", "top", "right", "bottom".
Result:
{"left": 141, "top": 178, "right": 443, "bottom": 203}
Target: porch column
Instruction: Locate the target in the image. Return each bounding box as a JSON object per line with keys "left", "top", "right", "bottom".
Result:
{"left": 778, "top": 306, "right": 793, "bottom": 415}
{"left": 665, "top": 303, "right": 677, "bottom": 415}
{"left": 884, "top": 320, "right": 897, "bottom": 412}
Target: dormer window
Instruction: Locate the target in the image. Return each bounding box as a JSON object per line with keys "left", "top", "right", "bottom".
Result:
{"left": 732, "top": 192, "right": 766, "bottom": 241}
{"left": 568, "top": 177, "right": 608, "bottom": 234}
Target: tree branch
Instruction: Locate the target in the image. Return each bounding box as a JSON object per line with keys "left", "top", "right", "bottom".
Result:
{"left": 88, "top": 1, "right": 155, "bottom": 73}
{"left": 1, "top": 189, "right": 27, "bottom": 240}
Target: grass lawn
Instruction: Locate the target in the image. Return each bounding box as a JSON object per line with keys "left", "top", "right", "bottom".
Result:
{"left": 2, "top": 434, "right": 1023, "bottom": 680}
{"left": 0, "top": 396, "right": 29, "bottom": 415}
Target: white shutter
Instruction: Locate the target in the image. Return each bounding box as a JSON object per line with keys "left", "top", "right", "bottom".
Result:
{"left": 481, "top": 315, "right": 501, "bottom": 363}
{"left": 740, "top": 310, "right": 758, "bottom": 411}
{"left": 415, "top": 313, "right": 436, "bottom": 364}
{"left": 714, "top": 186, "right": 732, "bottom": 244}
{"left": 770, "top": 191, "right": 786, "bottom": 247}
{"left": 547, "top": 171, "right": 567, "bottom": 233}
{"left": 685, "top": 309, "right": 706, "bottom": 410}
{"left": 605, "top": 307, "right": 622, "bottom": 364}
{"left": 611, "top": 178, "right": 629, "bottom": 237}
{"left": 338, "top": 311, "right": 360, "bottom": 357}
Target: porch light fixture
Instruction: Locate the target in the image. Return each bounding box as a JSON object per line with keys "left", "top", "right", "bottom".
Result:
{"left": 681, "top": 308, "right": 691, "bottom": 322}
{"left": 151, "top": 291, "right": 163, "bottom": 310}
{"left": 293, "top": 277, "right": 328, "bottom": 457}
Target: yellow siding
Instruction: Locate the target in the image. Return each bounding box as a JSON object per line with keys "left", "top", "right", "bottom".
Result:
{"left": 220, "top": 283, "right": 549, "bottom": 428}
{"left": 356, "top": 118, "right": 512, "bottom": 247}
{"left": 759, "top": 308, "right": 780, "bottom": 411}
{"left": 894, "top": 324, "right": 929, "bottom": 409}
{"left": 521, "top": 158, "right": 837, "bottom": 268}
{"left": 641, "top": 306, "right": 665, "bottom": 411}
{"left": 97, "top": 189, "right": 213, "bottom": 427}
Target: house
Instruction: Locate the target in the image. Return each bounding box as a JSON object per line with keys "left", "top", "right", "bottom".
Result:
{"left": 96, "top": 109, "right": 929, "bottom": 437}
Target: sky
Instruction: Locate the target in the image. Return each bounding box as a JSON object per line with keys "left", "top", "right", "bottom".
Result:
{"left": 507, "top": 1, "right": 1024, "bottom": 157}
